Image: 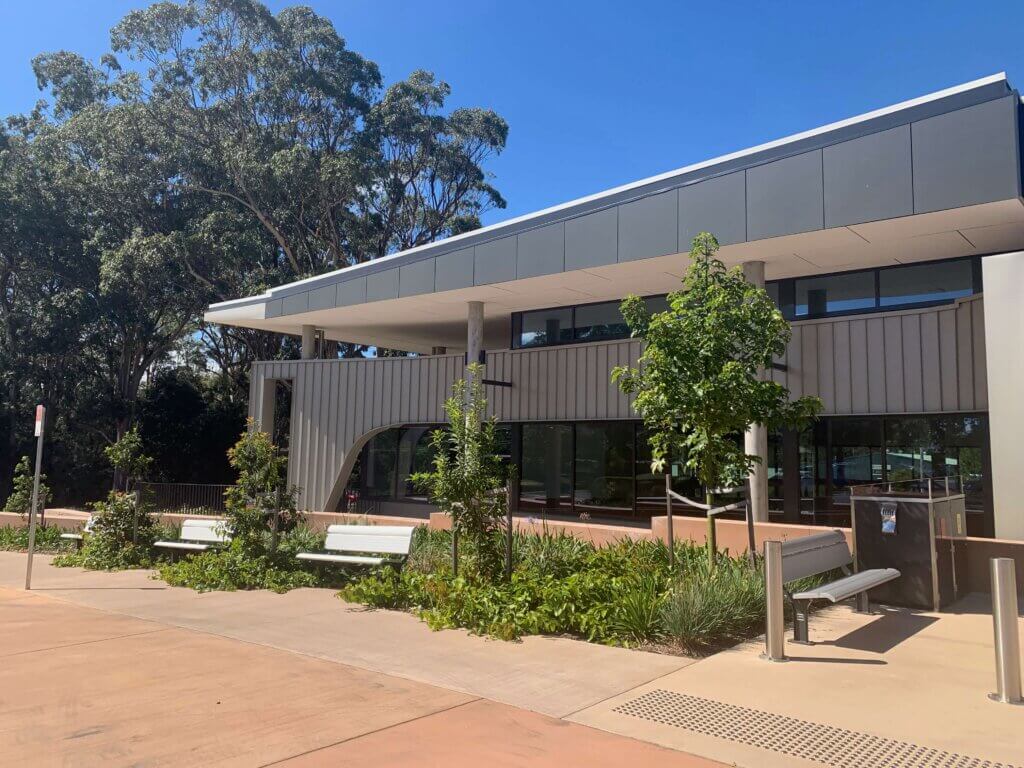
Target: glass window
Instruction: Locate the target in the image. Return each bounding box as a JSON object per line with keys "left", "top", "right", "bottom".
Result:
{"left": 644, "top": 295, "right": 670, "bottom": 315}
{"left": 519, "top": 424, "right": 572, "bottom": 511}
{"left": 795, "top": 272, "right": 876, "bottom": 316}
{"left": 879, "top": 259, "right": 973, "bottom": 308}
{"left": 516, "top": 308, "right": 572, "bottom": 348}
{"left": 828, "top": 418, "right": 883, "bottom": 505}
{"left": 767, "top": 432, "right": 784, "bottom": 513}
{"left": 396, "top": 427, "right": 437, "bottom": 499}
{"left": 574, "top": 301, "right": 629, "bottom": 342}
{"left": 574, "top": 422, "right": 634, "bottom": 514}
{"left": 765, "top": 282, "right": 780, "bottom": 309}
{"left": 362, "top": 430, "right": 398, "bottom": 498}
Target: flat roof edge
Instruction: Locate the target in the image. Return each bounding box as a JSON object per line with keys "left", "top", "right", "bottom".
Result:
{"left": 209, "top": 73, "right": 1013, "bottom": 312}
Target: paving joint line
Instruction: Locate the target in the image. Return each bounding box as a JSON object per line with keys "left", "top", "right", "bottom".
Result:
{"left": 0, "top": 627, "right": 171, "bottom": 658}
{"left": 257, "top": 697, "right": 483, "bottom": 767}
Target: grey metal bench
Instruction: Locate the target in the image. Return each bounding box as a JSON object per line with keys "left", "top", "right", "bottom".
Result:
{"left": 296, "top": 524, "right": 414, "bottom": 567}
{"left": 781, "top": 530, "right": 900, "bottom": 643}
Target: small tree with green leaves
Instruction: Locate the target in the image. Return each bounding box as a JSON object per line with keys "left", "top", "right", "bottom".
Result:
{"left": 613, "top": 232, "right": 822, "bottom": 562}
{"left": 105, "top": 427, "right": 153, "bottom": 492}
{"left": 412, "top": 364, "right": 509, "bottom": 578}
{"left": 223, "top": 420, "right": 297, "bottom": 555}
{"left": 4, "top": 456, "right": 52, "bottom": 517}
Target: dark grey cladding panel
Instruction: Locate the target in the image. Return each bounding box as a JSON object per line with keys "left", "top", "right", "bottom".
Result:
{"left": 678, "top": 171, "right": 746, "bottom": 247}
{"left": 618, "top": 189, "right": 679, "bottom": 262}
{"left": 308, "top": 284, "right": 336, "bottom": 312}
{"left": 474, "top": 237, "right": 517, "bottom": 285}
{"left": 366, "top": 269, "right": 399, "bottom": 301}
{"left": 266, "top": 298, "right": 283, "bottom": 318}
{"left": 565, "top": 208, "right": 618, "bottom": 270}
{"left": 746, "top": 150, "right": 824, "bottom": 240}
{"left": 517, "top": 222, "right": 565, "bottom": 278}
{"left": 911, "top": 95, "right": 1020, "bottom": 214}
{"left": 337, "top": 276, "right": 366, "bottom": 306}
{"left": 282, "top": 292, "right": 309, "bottom": 315}
{"left": 435, "top": 247, "right": 474, "bottom": 291}
{"left": 399, "top": 258, "right": 435, "bottom": 297}
{"left": 824, "top": 125, "right": 913, "bottom": 227}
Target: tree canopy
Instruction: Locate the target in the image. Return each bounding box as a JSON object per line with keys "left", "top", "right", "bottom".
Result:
{"left": 0, "top": 0, "right": 508, "bottom": 505}
{"left": 613, "top": 233, "right": 823, "bottom": 501}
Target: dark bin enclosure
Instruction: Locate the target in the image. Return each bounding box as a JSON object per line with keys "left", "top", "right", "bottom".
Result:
{"left": 851, "top": 478, "right": 968, "bottom": 611}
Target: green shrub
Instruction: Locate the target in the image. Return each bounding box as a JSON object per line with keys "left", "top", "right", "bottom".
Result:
{"left": 342, "top": 532, "right": 816, "bottom": 654}
{"left": 0, "top": 525, "right": 70, "bottom": 552}
{"left": 53, "top": 491, "right": 157, "bottom": 570}
{"left": 157, "top": 539, "right": 334, "bottom": 593}
{"left": 659, "top": 558, "right": 766, "bottom": 654}
{"left": 4, "top": 456, "right": 52, "bottom": 516}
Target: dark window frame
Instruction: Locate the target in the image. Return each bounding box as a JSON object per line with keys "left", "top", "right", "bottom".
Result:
{"left": 511, "top": 295, "right": 668, "bottom": 350}
{"left": 772, "top": 255, "right": 980, "bottom": 322}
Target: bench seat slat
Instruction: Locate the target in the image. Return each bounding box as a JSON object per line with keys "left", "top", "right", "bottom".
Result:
{"left": 792, "top": 568, "right": 901, "bottom": 603}
{"left": 59, "top": 533, "right": 83, "bottom": 541}
{"left": 154, "top": 541, "right": 213, "bottom": 551}
{"left": 296, "top": 553, "right": 384, "bottom": 565}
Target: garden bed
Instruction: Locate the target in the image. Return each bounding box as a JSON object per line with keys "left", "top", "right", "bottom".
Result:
{"left": 340, "top": 528, "right": 810, "bottom": 656}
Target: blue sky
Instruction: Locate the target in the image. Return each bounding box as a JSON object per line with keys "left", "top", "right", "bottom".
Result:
{"left": 3, "top": 1, "right": 1024, "bottom": 224}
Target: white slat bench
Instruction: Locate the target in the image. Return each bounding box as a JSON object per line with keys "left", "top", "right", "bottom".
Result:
{"left": 154, "top": 519, "right": 231, "bottom": 560}
{"left": 60, "top": 516, "right": 95, "bottom": 550}
{"left": 296, "top": 524, "right": 415, "bottom": 567}
{"left": 781, "top": 530, "right": 900, "bottom": 643}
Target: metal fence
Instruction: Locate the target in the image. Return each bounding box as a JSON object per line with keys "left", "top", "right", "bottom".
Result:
{"left": 136, "top": 482, "right": 232, "bottom": 515}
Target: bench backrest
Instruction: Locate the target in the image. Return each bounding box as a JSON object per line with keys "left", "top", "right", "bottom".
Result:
{"left": 780, "top": 530, "right": 851, "bottom": 583}
{"left": 323, "top": 524, "right": 415, "bottom": 556}
{"left": 179, "top": 519, "right": 231, "bottom": 544}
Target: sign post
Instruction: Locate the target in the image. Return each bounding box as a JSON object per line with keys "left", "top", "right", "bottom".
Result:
{"left": 24, "top": 405, "right": 46, "bottom": 590}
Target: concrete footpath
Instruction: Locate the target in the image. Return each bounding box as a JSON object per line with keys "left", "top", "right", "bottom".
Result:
{"left": 4, "top": 552, "right": 1023, "bottom": 768}
{"left": 0, "top": 584, "right": 720, "bottom": 767}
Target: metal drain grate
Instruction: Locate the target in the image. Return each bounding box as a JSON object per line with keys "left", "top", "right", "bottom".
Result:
{"left": 613, "top": 690, "right": 1018, "bottom": 768}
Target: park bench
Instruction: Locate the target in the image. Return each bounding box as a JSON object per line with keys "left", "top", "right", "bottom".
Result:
{"left": 781, "top": 530, "right": 900, "bottom": 643}
{"left": 296, "top": 524, "right": 415, "bottom": 568}
{"left": 60, "top": 516, "right": 95, "bottom": 550}
{"left": 154, "top": 519, "right": 231, "bottom": 560}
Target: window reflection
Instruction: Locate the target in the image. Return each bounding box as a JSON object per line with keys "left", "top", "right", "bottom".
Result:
{"left": 795, "top": 272, "right": 876, "bottom": 316}
{"left": 574, "top": 422, "right": 634, "bottom": 512}
{"left": 519, "top": 424, "right": 572, "bottom": 511}
{"left": 879, "top": 260, "right": 972, "bottom": 307}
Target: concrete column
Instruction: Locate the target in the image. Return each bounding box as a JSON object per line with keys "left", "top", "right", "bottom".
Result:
{"left": 982, "top": 252, "right": 1024, "bottom": 540}
{"left": 743, "top": 260, "right": 770, "bottom": 522}
{"left": 300, "top": 324, "right": 316, "bottom": 360}
{"left": 466, "top": 301, "right": 484, "bottom": 368}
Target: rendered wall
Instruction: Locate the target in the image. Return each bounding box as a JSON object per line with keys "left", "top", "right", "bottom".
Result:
{"left": 982, "top": 252, "right": 1024, "bottom": 539}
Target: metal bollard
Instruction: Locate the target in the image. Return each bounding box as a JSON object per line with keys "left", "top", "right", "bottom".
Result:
{"left": 762, "top": 540, "right": 787, "bottom": 662}
{"left": 989, "top": 558, "right": 1022, "bottom": 704}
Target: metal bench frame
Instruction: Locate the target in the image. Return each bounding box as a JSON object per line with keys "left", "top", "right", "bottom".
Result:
{"left": 780, "top": 530, "right": 900, "bottom": 644}
{"left": 296, "top": 524, "right": 415, "bottom": 568}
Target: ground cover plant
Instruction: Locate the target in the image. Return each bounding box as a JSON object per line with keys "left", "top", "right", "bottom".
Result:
{"left": 0, "top": 525, "right": 72, "bottom": 553}
{"left": 342, "top": 528, "right": 814, "bottom": 655}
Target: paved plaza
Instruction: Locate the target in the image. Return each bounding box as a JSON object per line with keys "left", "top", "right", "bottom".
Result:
{"left": 1, "top": 552, "right": 1022, "bottom": 767}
